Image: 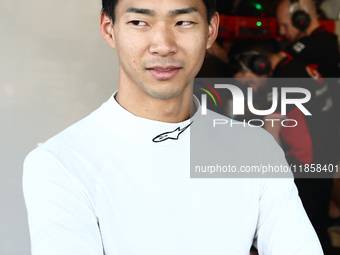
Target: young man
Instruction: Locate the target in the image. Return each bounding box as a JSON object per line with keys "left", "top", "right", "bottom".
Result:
{"left": 229, "top": 38, "right": 339, "bottom": 255}
{"left": 23, "top": 1, "right": 323, "bottom": 254}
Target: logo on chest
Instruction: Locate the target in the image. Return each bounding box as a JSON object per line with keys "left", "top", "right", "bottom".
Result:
{"left": 152, "top": 122, "right": 193, "bottom": 143}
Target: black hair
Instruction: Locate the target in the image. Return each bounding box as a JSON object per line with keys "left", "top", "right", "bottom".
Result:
{"left": 101, "top": 0, "right": 216, "bottom": 24}
{"left": 228, "top": 39, "right": 280, "bottom": 75}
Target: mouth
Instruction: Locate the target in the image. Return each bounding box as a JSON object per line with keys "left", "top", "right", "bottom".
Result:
{"left": 146, "top": 66, "right": 182, "bottom": 80}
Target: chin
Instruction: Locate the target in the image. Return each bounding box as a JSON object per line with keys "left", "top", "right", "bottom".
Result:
{"left": 148, "top": 90, "right": 182, "bottom": 100}
{"left": 146, "top": 86, "right": 187, "bottom": 100}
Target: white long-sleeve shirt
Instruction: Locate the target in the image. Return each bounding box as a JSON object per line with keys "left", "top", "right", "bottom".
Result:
{"left": 23, "top": 93, "right": 323, "bottom": 255}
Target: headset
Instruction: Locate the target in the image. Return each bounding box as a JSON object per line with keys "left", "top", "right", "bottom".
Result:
{"left": 236, "top": 51, "right": 272, "bottom": 75}
{"left": 289, "top": 0, "right": 311, "bottom": 31}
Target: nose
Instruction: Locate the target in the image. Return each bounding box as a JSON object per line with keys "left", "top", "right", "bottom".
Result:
{"left": 279, "top": 25, "right": 286, "bottom": 37}
{"left": 149, "top": 23, "right": 178, "bottom": 57}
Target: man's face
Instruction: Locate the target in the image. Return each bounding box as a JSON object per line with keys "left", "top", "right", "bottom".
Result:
{"left": 103, "top": 0, "right": 218, "bottom": 100}
{"left": 276, "top": 1, "right": 300, "bottom": 41}
{"left": 233, "top": 71, "right": 268, "bottom": 92}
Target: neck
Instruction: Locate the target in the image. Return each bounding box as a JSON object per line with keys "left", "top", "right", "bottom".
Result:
{"left": 115, "top": 74, "right": 196, "bottom": 124}
{"left": 269, "top": 52, "right": 286, "bottom": 70}
{"left": 305, "top": 19, "right": 320, "bottom": 36}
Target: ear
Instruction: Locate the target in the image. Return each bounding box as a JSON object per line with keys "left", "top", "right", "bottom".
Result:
{"left": 100, "top": 12, "right": 116, "bottom": 49}
{"left": 206, "top": 12, "right": 220, "bottom": 50}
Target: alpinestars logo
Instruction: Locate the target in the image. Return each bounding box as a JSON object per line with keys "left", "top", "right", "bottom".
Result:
{"left": 152, "top": 122, "right": 193, "bottom": 143}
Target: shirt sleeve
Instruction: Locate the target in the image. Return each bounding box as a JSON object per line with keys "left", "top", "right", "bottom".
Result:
{"left": 22, "top": 149, "right": 104, "bottom": 255}
{"left": 254, "top": 136, "right": 323, "bottom": 255}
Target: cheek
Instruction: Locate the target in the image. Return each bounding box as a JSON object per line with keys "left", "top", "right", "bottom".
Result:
{"left": 288, "top": 25, "right": 299, "bottom": 36}
{"left": 115, "top": 33, "right": 145, "bottom": 68}
{"left": 181, "top": 34, "right": 207, "bottom": 62}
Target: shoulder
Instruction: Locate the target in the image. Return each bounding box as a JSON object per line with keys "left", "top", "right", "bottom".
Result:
{"left": 309, "top": 27, "right": 338, "bottom": 43}
{"left": 275, "top": 60, "right": 309, "bottom": 78}
{"left": 290, "top": 28, "right": 338, "bottom": 55}
{"left": 274, "top": 53, "right": 321, "bottom": 79}
{"left": 23, "top": 101, "right": 121, "bottom": 191}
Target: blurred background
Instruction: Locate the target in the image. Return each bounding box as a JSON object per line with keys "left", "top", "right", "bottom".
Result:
{"left": 1, "top": 0, "right": 118, "bottom": 254}
{"left": 1, "top": 0, "right": 340, "bottom": 254}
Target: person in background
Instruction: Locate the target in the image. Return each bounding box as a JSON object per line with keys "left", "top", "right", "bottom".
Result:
{"left": 228, "top": 38, "right": 340, "bottom": 255}
{"left": 276, "top": 0, "right": 340, "bottom": 126}
{"left": 276, "top": 0, "right": 340, "bottom": 78}
{"left": 277, "top": 0, "right": 340, "bottom": 241}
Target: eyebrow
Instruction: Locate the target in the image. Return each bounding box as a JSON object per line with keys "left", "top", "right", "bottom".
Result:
{"left": 126, "top": 7, "right": 156, "bottom": 16}
{"left": 169, "top": 7, "right": 198, "bottom": 16}
{"left": 125, "top": 7, "right": 198, "bottom": 17}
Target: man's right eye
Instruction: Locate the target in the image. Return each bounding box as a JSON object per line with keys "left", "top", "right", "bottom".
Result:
{"left": 129, "top": 20, "right": 148, "bottom": 26}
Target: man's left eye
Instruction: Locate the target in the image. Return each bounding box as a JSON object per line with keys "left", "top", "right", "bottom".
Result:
{"left": 130, "top": 20, "right": 148, "bottom": 26}
{"left": 176, "top": 21, "right": 194, "bottom": 26}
